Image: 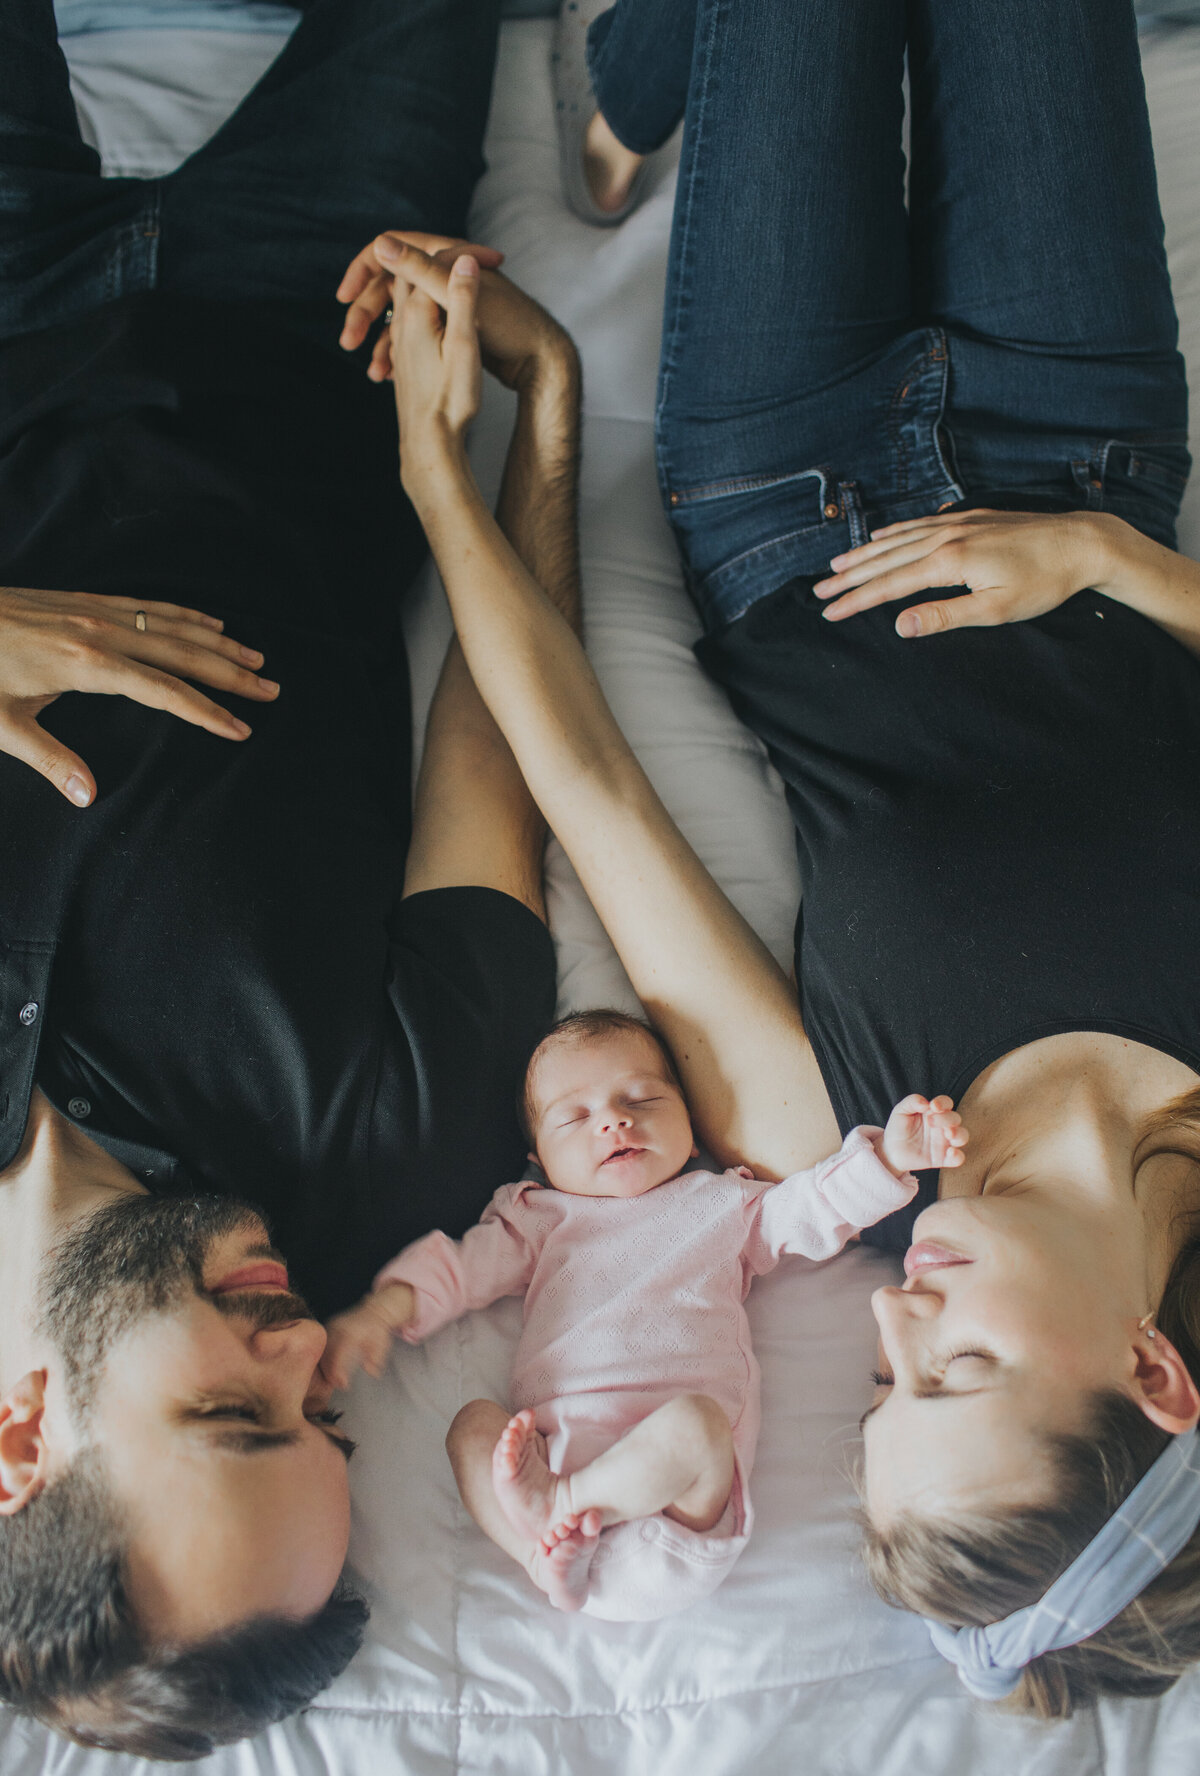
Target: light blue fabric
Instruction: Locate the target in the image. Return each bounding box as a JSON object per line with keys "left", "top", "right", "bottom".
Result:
{"left": 927, "top": 1429, "right": 1200, "bottom": 1699}
{"left": 54, "top": 0, "right": 556, "bottom": 32}
{"left": 55, "top": 0, "right": 299, "bottom": 34}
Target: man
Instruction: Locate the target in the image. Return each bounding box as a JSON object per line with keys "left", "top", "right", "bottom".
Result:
{"left": 0, "top": 0, "right": 580, "bottom": 1756}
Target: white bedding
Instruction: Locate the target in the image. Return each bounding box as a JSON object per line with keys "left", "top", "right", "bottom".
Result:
{"left": 7, "top": 20, "right": 1200, "bottom": 1775}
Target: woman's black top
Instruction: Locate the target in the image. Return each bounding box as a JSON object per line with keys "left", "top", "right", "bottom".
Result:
{"left": 697, "top": 572, "right": 1200, "bottom": 1248}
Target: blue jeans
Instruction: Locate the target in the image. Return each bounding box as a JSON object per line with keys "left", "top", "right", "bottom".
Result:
{"left": 0, "top": 0, "right": 499, "bottom": 341}
{"left": 589, "top": 0, "right": 1190, "bottom": 629}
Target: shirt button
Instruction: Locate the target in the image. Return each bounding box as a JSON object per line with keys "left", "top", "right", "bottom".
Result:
{"left": 18, "top": 1001, "right": 38, "bottom": 1026}
{"left": 640, "top": 1520, "right": 660, "bottom": 1543}
{"left": 68, "top": 1097, "right": 91, "bottom": 1120}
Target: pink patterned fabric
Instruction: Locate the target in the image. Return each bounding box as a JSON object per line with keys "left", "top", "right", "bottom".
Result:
{"left": 376, "top": 1126, "right": 914, "bottom": 1493}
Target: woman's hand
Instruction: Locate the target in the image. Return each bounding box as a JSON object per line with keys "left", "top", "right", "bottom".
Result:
{"left": 813, "top": 508, "right": 1108, "bottom": 637}
{"left": 881, "top": 1094, "right": 969, "bottom": 1175}
{"left": 0, "top": 586, "right": 279, "bottom": 806}
{"left": 339, "top": 231, "right": 577, "bottom": 398}
{"left": 337, "top": 229, "right": 504, "bottom": 382}
{"left": 388, "top": 254, "right": 485, "bottom": 494}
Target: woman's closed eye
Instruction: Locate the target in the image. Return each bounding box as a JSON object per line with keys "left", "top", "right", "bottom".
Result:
{"left": 868, "top": 1349, "right": 995, "bottom": 1391}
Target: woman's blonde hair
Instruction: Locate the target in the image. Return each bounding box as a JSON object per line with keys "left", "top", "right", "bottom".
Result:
{"left": 862, "top": 1083, "right": 1200, "bottom": 1719}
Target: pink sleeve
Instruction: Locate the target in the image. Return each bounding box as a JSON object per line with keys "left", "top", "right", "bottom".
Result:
{"left": 372, "top": 1187, "right": 542, "bottom": 1342}
{"left": 744, "top": 1127, "right": 917, "bottom": 1273}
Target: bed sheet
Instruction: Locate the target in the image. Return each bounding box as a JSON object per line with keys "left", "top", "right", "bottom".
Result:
{"left": 6, "top": 20, "right": 1200, "bottom": 1776}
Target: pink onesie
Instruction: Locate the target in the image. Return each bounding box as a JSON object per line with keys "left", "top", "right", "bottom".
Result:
{"left": 376, "top": 1126, "right": 914, "bottom": 1620}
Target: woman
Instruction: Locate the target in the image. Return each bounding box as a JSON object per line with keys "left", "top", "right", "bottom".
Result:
{"left": 340, "top": 0, "right": 1200, "bottom": 1718}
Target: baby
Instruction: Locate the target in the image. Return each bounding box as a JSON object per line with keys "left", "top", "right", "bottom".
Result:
{"left": 324, "top": 1010, "right": 967, "bottom": 1620}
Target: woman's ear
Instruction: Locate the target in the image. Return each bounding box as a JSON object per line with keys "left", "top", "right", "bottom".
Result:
{"left": 0, "top": 1371, "right": 50, "bottom": 1515}
{"left": 1131, "top": 1331, "right": 1200, "bottom": 1435}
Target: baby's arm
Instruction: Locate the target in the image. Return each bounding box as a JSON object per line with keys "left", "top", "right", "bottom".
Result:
{"left": 323, "top": 1282, "right": 417, "bottom": 1391}
{"left": 746, "top": 1095, "right": 969, "bottom": 1270}
{"left": 321, "top": 1189, "right": 542, "bottom": 1390}
{"left": 746, "top": 1128, "right": 917, "bottom": 1269}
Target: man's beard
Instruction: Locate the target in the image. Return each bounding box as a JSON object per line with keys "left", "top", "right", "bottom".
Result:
{"left": 36, "top": 1194, "right": 316, "bottom": 1423}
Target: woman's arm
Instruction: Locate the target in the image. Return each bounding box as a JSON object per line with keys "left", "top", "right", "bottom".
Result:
{"left": 379, "top": 249, "right": 840, "bottom": 1176}
{"left": 813, "top": 507, "right": 1200, "bottom": 657}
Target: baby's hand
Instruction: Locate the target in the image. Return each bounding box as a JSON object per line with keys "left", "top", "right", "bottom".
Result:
{"left": 881, "top": 1094, "right": 969, "bottom": 1175}
{"left": 321, "top": 1283, "right": 413, "bottom": 1390}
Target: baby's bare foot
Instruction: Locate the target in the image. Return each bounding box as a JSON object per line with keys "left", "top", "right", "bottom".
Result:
{"left": 530, "top": 1513, "right": 601, "bottom": 1612}
{"left": 492, "top": 1409, "right": 568, "bottom": 1542}
{"left": 583, "top": 110, "right": 646, "bottom": 214}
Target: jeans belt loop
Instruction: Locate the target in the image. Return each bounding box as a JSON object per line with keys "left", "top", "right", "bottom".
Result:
{"left": 838, "top": 481, "right": 869, "bottom": 548}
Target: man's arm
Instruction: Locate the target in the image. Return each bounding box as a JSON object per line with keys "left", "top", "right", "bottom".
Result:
{"left": 387, "top": 250, "right": 840, "bottom": 1178}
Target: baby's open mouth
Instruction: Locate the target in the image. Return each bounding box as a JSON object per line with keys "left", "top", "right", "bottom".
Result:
{"left": 602, "top": 1145, "right": 645, "bottom": 1164}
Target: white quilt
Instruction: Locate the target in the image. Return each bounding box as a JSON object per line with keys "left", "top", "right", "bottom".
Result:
{"left": 6, "top": 19, "right": 1200, "bottom": 1775}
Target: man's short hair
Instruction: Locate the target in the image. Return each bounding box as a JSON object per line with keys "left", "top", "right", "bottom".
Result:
{"left": 0, "top": 1451, "right": 367, "bottom": 1761}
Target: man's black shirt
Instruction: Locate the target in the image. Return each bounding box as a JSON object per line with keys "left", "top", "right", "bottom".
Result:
{"left": 0, "top": 297, "right": 555, "bottom": 1315}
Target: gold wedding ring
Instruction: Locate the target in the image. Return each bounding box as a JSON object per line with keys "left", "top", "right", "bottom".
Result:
{"left": 134, "top": 610, "right": 147, "bottom": 633}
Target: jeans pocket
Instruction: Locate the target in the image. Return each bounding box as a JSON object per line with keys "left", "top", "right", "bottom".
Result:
{"left": 1100, "top": 438, "right": 1192, "bottom": 550}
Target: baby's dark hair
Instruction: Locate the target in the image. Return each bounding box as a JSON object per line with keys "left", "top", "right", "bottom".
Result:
{"left": 519, "top": 1010, "right": 682, "bottom": 1147}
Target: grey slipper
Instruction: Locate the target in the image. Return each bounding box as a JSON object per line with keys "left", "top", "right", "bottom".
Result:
{"left": 552, "top": 0, "right": 651, "bottom": 226}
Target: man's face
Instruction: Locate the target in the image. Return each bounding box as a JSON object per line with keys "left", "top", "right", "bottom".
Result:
{"left": 39, "top": 1196, "right": 353, "bottom": 1644}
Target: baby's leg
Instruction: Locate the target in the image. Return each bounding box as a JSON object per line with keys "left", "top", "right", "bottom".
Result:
{"left": 445, "top": 1400, "right": 601, "bottom": 1613}
{"left": 562, "top": 1392, "right": 735, "bottom": 1534}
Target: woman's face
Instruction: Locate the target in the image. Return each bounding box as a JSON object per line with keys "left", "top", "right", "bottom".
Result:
{"left": 860, "top": 1189, "right": 1153, "bottom": 1525}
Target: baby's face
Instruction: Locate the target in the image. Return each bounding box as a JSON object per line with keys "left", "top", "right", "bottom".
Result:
{"left": 529, "top": 1029, "right": 697, "bottom": 1200}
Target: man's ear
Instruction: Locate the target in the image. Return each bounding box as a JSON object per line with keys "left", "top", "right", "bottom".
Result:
{"left": 1132, "top": 1331, "right": 1200, "bottom": 1435}
{"left": 0, "top": 1371, "right": 51, "bottom": 1515}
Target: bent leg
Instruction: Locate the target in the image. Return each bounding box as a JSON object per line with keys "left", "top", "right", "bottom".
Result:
{"left": 586, "top": 0, "right": 697, "bottom": 155}
{"left": 655, "top": 0, "right": 935, "bottom": 625}
{"left": 563, "top": 1392, "right": 735, "bottom": 1532}
{"left": 0, "top": 0, "right": 153, "bottom": 337}
{"left": 159, "top": 0, "right": 502, "bottom": 307}
{"left": 907, "top": 0, "right": 1188, "bottom": 538}
{"left": 446, "top": 1401, "right": 601, "bottom": 1613}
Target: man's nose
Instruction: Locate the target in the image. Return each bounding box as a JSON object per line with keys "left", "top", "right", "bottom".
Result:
{"left": 249, "top": 1314, "right": 328, "bottom": 1375}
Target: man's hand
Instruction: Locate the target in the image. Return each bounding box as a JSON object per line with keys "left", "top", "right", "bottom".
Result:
{"left": 812, "top": 508, "right": 1107, "bottom": 637}
{"left": 338, "top": 231, "right": 576, "bottom": 396}
{"left": 320, "top": 1282, "right": 415, "bottom": 1390}
{"left": 0, "top": 585, "right": 279, "bottom": 806}
{"left": 880, "top": 1094, "right": 969, "bottom": 1175}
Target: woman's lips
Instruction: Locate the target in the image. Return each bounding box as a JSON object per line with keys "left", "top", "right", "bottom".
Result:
{"left": 210, "top": 1261, "right": 291, "bottom": 1294}
{"left": 903, "top": 1241, "right": 973, "bottom": 1278}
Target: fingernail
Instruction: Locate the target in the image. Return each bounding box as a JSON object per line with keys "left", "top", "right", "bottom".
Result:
{"left": 232, "top": 718, "right": 251, "bottom": 737}
{"left": 240, "top": 646, "right": 263, "bottom": 664}
{"left": 258, "top": 678, "right": 279, "bottom": 695}
{"left": 897, "top": 613, "right": 920, "bottom": 638}
{"left": 376, "top": 239, "right": 398, "bottom": 261}
{"left": 66, "top": 774, "right": 91, "bottom": 806}
{"left": 453, "top": 256, "right": 478, "bottom": 277}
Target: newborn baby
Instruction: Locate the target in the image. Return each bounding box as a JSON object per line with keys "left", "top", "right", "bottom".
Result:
{"left": 324, "top": 1011, "right": 967, "bottom": 1619}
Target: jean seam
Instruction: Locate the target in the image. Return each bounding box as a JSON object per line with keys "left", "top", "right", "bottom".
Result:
{"left": 655, "top": 0, "right": 724, "bottom": 506}
{"left": 668, "top": 465, "right": 831, "bottom": 508}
